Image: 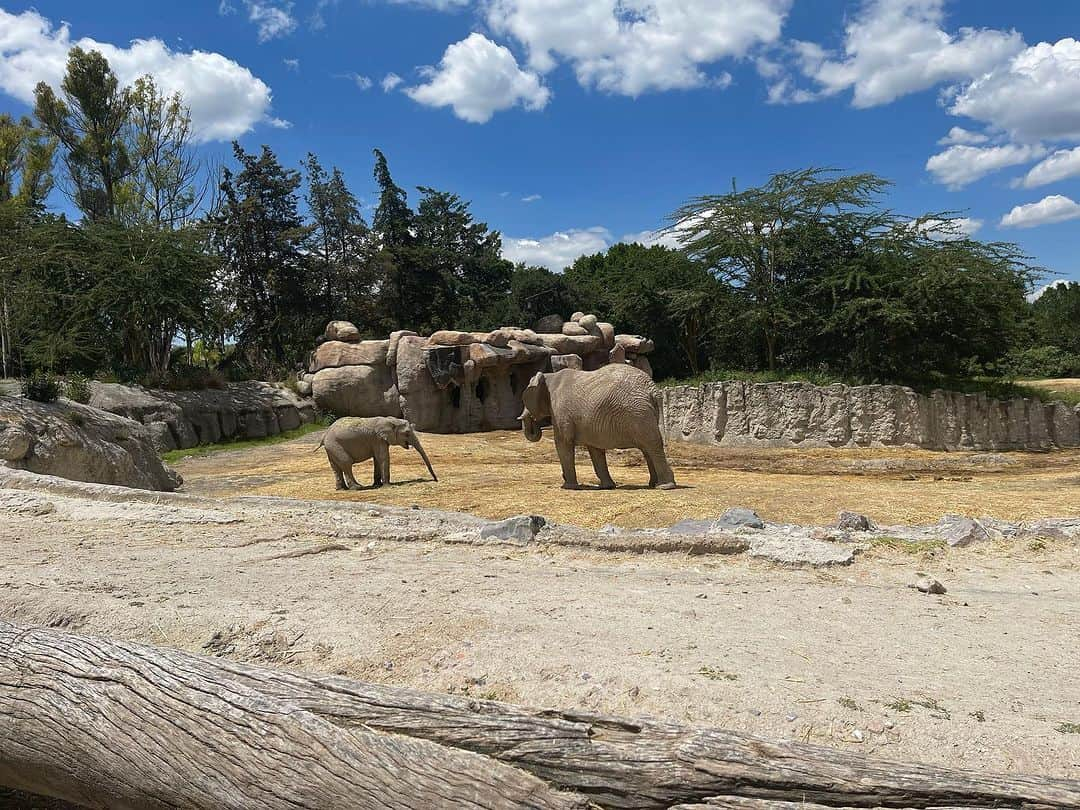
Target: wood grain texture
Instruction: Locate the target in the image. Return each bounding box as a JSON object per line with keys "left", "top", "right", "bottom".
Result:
{"left": 1, "top": 621, "right": 1078, "bottom": 809}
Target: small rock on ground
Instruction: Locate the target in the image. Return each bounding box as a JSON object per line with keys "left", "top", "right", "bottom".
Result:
{"left": 715, "top": 507, "right": 765, "bottom": 530}
{"left": 479, "top": 514, "right": 547, "bottom": 545}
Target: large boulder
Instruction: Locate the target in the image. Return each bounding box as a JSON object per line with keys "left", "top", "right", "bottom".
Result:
{"left": 426, "top": 330, "right": 476, "bottom": 347}
{"left": 324, "top": 320, "right": 361, "bottom": 343}
{"left": 551, "top": 354, "right": 583, "bottom": 372}
{"left": 311, "top": 365, "right": 400, "bottom": 418}
{"left": 0, "top": 396, "right": 181, "bottom": 491}
{"left": 311, "top": 340, "right": 389, "bottom": 371}
{"left": 533, "top": 314, "right": 564, "bottom": 334}
{"left": 537, "top": 334, "right": 602, "bottom": 355}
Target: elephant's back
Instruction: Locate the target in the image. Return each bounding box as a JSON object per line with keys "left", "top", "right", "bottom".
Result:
{"left": 573, "top": 364, "right": 661, "bottom": 435}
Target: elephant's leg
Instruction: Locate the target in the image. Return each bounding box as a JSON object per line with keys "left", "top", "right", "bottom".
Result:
{"left": 643, "top": 452, "right": 659, "bottom": 488}
{"left": 555, "top": 435, "right": 580, "bottom": 490}
{"left": 371, "top": 457, "right": 382, "bottom": 488}
{"left": 643, "top": 444, "right": 676, "bottom": 490}
{"left": 382, "top": 449, "right": 391, "bottom": 485}
{"left": 327, "top": 443, "right": 361, "bottom": 490}
{"left": 326, "top": 450, "right": 347, "bottom": 491}
{"left": 588, "top": 447, "right": 616, "bottom": 489}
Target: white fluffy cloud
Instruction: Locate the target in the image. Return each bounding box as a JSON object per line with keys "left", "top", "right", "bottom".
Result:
{"left": 1000, "top": 194, "right": 1080, "bottom": 229}
{"left": 908, "top": 216, "right": 983, "bottom": 240}
{"left": 502, "top": 227, "right": 611, "bottom": 270}
{"left": 925, "top": 143, "right": 1045, "bottom": 189}
{"left": 949, "top": 38, "right": 1080, "bottom": 142}
{"left": 1017, "top": 147, "right": 1080, "bottom": 189}
{"left": 0, "top": 8, "right": 276, "bottom": 142}
{"left": 390, "top": 0, "right": 469, "bottom": 7}
{"left": 245, "top": 1, "right": 297, "bottom": 42}
{"left": 485, "top": 0, "right": 790, "bottom": 96}
{"left": 405, "top": 33, "right": 550, "bottom": 123}
{"left": 785, "top": 0, "right": 1022, "bottom": 107}
{"left": 381, "top": 72, "right": 404, "bottom": 92}
{"left": 620, "top": 228, "right": 682, "bottom": 249}
{"left": 938, "top": 126, "right": 988, "bottom": 146}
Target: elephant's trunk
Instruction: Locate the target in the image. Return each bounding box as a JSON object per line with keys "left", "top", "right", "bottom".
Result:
{"left": 412, "top": 436, "right": 438, "bottom": 482}
{"left": 519, "top": 410, "right": 543, "bottom": 443}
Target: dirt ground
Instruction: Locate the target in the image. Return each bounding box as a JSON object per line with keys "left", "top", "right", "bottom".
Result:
{"left": 173, "top": 429, "right": 1080, "bottom": 528}
{"left": 1, "top": 491, "right": 1077, "bottom": 781}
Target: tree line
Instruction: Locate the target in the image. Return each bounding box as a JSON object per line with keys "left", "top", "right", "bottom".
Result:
{"left": 1, "top": 47, "right": 1077, "bottom": 391}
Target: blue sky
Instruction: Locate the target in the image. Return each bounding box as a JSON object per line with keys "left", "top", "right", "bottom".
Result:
{"left": 1, "top": 0, "right": 1078, "bottom": 285}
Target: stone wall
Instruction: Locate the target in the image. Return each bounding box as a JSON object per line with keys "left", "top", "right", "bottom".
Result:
{"left": 90, "top": 381, "right": 317, "bottom": 453}
{"left": 301, "top": 314, "right": 656, "bottom": 433}
{"left": 660, "top": 380, "right": 1080, "bottom": 451}
{"left": 0, "top": 396, "right": 181, "bottom": 491}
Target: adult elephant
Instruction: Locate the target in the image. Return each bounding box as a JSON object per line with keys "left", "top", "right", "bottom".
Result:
{"left": 519, "top": 364, "right": 676, "bottom": 490}
{"left": 315, "top": 416, "right": 437, "bottom": 490}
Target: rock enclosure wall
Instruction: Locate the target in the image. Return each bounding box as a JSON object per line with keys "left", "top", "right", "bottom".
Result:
{"left": 90, "top": 381, "right": 316, "bottom": 453}
{"left": 0, "top": 396, "right": 180, "bottom": 491}
{"left": 660, "top": 380, "right": 1080, "bottom": 451}
{"left": 301, "top": 314, "right": 656, "bottom": 433}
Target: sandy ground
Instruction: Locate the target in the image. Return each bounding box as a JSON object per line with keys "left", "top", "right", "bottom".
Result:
{"left": 173, "top": 429, "right": 1080, "bottom": 528}
{"left": 0, "top": 490, "right": 1077, "bottom": 782}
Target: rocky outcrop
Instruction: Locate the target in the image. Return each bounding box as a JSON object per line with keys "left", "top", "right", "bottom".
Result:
{"left": 660, "top": 380, "right": 1080, "bottom": 451}
{"left": 0, "top": 396, "right": 180, "bottom": 491}
{"left": 303, "top": 315, "right": 656, "bottom": 433}
{"left": 90, "top": 381, "right": 316, "bottom": 453}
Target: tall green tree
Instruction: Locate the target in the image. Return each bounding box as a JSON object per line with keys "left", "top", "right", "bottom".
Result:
{"left": 413, "top": 186, "right": 512, "bottom": 329}
{"left": 0, "top": 114, "right": 55, "bottom": 207}
{"left": 1032, "top": 281, "right": 1080, "bottom": 355}
{"left": 119, "top": 76, "right": 204, "bottom": 229}
{"left": 303, "top": 154, "right": 372, "bottom": 329}
{"left": 669, "top": 168, "right": 891, "bottom": 370}
{"left": 214, "top": 143, "right": 313, "bottom": 373}
{"left": 566, "top": 242, "right": 722, "bottom": 378}
{"left": 34, "top": 47, "right": 133, "bottom": 222}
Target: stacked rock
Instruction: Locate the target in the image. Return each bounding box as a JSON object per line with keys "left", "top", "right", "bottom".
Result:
{"left": 302, "top": 314, "right": 656, "bottom": 433}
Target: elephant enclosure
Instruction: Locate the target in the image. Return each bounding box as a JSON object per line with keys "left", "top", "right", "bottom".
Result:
{"left": 173, "top": 429, "right": 1080, "bottom": 528}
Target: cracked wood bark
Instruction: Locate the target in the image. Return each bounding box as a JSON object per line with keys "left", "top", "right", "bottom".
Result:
{"left": 1, "top": 621, "right": 1079, "bottom": 810}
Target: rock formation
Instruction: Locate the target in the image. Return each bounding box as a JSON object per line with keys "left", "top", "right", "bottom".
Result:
{"left": 300, "top": 313, "right": 656, "bottom": 433}
{"left": 90, "top": 381, "right": 316, "bottom": 453}
{"left": 0, "top": 396, "right": 180, "bottom": 491}
{"left": 661, "top": 380, "right": 1080, "bottom": 451}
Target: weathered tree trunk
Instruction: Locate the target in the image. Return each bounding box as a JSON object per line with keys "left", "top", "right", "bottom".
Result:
{"left": 1, "top": 621, "right": 1078, "bottom": 810}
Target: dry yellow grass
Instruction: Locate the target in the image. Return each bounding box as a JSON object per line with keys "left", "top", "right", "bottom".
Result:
{"left": 173, "top": 429, "right": 1080, "bottom": 529}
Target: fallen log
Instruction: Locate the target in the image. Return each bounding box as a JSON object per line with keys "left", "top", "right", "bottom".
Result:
{"left": 1, "top": 621, "right": 1077, "bottom": 810}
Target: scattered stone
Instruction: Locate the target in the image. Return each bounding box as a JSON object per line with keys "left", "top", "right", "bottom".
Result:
{"left": 0, "top": 490, "right": 56, "bottom": 516}
{"left": 715, "top": 507, "right": 766, "bottom": 530}
{"left": 668, "top": 518, "right": 715, "bottom": 535}
{"left": 851, "top": 729, "right": 865, "bottom": 742}
{"left": 479, "top": 514, "right": 547, "bottom": 545}
{"left": 836, "top": 511, "right": 876, "bottom": 531}
{"left": 938, "top": 515, "right": 991, "bottom": 547}
{"left": 910, "top": 576, "right": 947, "bottom": 595}
{"left": 748, "top": 536, "right": 855, "bottom": 566}
{"left": 561, "top": 322, "right": 589, "bottom": 337}
{"left": 786, "top": 713, "right": 798, "bottom": 722}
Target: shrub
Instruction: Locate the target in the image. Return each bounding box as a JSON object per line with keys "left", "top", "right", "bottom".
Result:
{"left": 63, "top": 372, "right": 92, "bottom": 404}
{"left": 21, "top": 371, "right": 60, "bottom": 403}
{"left": 1002, "top": 345, "right": 1080, "bottom": 378}
{"left": 142, "top": 364, "right": 227, "bottom": 391}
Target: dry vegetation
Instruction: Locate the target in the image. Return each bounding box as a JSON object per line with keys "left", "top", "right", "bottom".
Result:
{"left": 174, "top": 429, "right": 1080, "bottom": 528}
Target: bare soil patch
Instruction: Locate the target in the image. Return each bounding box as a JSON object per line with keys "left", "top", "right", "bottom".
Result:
{"left": 173, "top": 429, "right": 1080, "bottom": 528}
{"left": 0, "top": 496, "right": 1077, "bottom": 780}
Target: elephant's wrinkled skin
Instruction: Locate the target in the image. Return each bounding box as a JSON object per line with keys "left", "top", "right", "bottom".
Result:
{"left": 315, "top": 416, "right": 437, "bottom": 490}
{"left": 519, "top": 363, "right": 676, "bottom": 490}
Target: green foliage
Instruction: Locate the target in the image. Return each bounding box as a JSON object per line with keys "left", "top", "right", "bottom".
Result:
{"left": 63, "top": 372, "right": 92, "bottom": 404}
{"left": 34, "top": 47, "right": 133, "bottom": 221}
{"left": 143, "top": 363, "right": 226, "bottom": 391}
{"left": 213, "top": 143, "right": 313, "bottom": 375}
{"left": 0, "top": 113, "right": 56, "bottom": 208}
{"left": 1003, "top": 345, "right": 1080, "bottom": 378}
{"left": 21, "top": 370, "right": 59, "bottom": 402}
{"left": 1031, "top": 281, "right": 1080, "bottom": 355}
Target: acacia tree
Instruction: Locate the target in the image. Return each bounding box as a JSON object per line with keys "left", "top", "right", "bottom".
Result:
{"left": 34, "top": 47, "right": 133, "bottom": 222}
{"left": 120, "top": 76, "right": 205, "bottom": 229}
{"left": 669, "top": 168, "right": 891, "bottom": 370}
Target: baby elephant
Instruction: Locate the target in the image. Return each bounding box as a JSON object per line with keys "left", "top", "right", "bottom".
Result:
{"left": 315, "top": 416, "right": 437, "bottom": 490}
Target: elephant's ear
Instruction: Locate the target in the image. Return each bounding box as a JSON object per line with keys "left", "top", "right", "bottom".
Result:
{"left": 528, "top": 371, "right": 545, "bottom": 391}
{"left": 374, "top": 422, "right": 398, "bottom": 444}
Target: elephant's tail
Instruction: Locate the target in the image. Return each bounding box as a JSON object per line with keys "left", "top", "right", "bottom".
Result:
{"left": 312, "top": 437, "right": 325, "bottom": 452}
